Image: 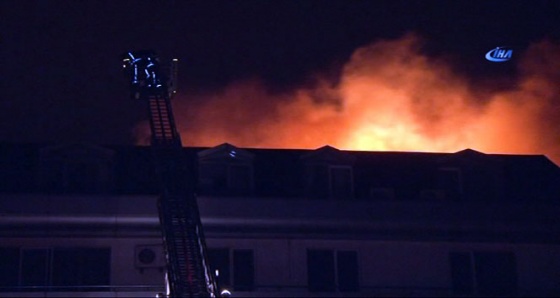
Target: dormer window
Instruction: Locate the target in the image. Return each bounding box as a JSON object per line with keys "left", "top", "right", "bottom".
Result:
{"left": 301, "top": 146, "right": 355, "bottom": 200}
{"left": 438, "top": 167, "right": 463, "bottom": 200}
{"left": 229, "top": 164, "right": 252, "bottom": 191}
{"left": 330, "top": 166, "right": 353, "bottom": 199}
{"left": 198, "top": 143, "right": 254, "bottom": 196}
{"left": 436, "top": 149, "right": 504, "bottom": 201}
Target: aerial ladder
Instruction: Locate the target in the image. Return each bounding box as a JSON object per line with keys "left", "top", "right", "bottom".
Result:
{"left": 121, "top": 51, "right": 219, "bottom": 297}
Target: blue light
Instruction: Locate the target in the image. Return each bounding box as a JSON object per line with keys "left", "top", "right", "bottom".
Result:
{"left": 133, "top": 66, "right": 139, "bottom": 84}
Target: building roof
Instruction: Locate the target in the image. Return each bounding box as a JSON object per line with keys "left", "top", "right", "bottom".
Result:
{"left": 0, "top": 142, "right": 558, "bottom": 203}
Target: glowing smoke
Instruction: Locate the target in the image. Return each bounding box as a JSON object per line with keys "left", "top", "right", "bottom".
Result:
{"left": 134, "top": 34, "right": 560, "bottom": 164}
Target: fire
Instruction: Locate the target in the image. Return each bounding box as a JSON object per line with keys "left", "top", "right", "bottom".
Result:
{"left": 134, "top": 34, "right": 560, "bottom": 164}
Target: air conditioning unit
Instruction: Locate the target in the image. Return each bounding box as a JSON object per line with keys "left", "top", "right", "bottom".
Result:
{"left": 135, "top": 244, "right": 166, "bottom": 268}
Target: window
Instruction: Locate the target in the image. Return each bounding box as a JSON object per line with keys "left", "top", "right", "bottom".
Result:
{"left": 199, "top": 163, "right": 253, "bottom": 195}
{"left": 0, "top": 248, "right": 19, "bottom": 287}
{"left": 449, "top": 252, "right": 474, "bottom": 295}
{"left": 0, "top": 247, "right": 111, "bottom": 289}
{"left": 337, "top": 251, "right": 360, "bottom": 292}
{"left": 40, "top": 159, "right": 65, "bottom": 192}
{"left": 199, "top": 163, "right": 228, "bottom": 191}
{"left": 306, "top": 164, "right": 330, "bottom": 199}
{"left": 301, "top": 146, "right": 355, "bottom": 199}
{"left": 449, "top": 251, "right": 517, "bottom": 296}
{"left": 197, "top": 143, "right": 255, "bottom": 196}
{"left": 438, "top": 168, "right": 463, "bottom": 200}
{"left": 308, "top": 250, "right": 335, "bottom": 291}
{"left": 307, "top": 249, "right": 359, "bottom": 292}
{"left": 65, "top": 162, "right": 101, "bottom": 193}
{"left": 51, "top": 248, "right": 111, "bottom": 286}
{"left": 21, "top": 249, "right": 49, "bottom": 286}
{"left": 330, "top": 166, "right": 353, "bottom": 199}
{"left": 207, "top": 248, "right": 255, "bottom": 291}
{"left": 228, "top": 165, "right": 252, "bottom": 192}
{"left": 208, "top": 248, "right": 230, "bottom": 289}
{"left": 306, "top": 165, "right": 354, "bottom": 200}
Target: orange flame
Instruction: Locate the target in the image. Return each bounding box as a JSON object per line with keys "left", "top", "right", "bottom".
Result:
{"left": 134, "top": 34, "right": 560, "bottom": 165}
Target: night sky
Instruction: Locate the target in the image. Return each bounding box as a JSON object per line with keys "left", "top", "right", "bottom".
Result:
{"left": 2, "top": 1, "right": 560, "bottom": 152}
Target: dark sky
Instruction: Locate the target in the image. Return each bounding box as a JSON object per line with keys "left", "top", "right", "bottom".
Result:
{"left": 2, "top": 0, "right": 559, "bottom": 146}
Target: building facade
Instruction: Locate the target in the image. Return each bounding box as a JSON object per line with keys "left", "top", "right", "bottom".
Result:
{"left": 1, "top": 143, "right": 559, "bottom": 297}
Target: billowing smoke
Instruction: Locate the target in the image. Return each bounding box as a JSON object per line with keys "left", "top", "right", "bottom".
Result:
{"left": 134, "top": 34, "right": 560, "bottom": 164}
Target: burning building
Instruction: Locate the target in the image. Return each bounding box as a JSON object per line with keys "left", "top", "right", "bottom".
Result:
{"left": 1, "top": 142, "right": 559, "bottom": 297}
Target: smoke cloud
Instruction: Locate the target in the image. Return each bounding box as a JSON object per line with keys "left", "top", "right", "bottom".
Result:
{"left": 134, "top": 34, "right": 560, "bottom": 164}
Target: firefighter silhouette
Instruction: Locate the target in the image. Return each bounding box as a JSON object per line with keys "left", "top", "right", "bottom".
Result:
{"left": 123, "top": 51, "right": 164, "bottom": 99}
